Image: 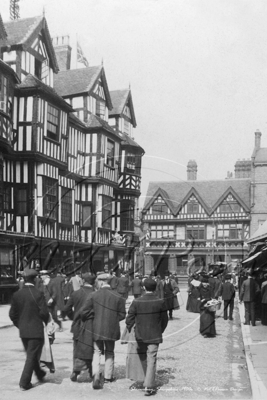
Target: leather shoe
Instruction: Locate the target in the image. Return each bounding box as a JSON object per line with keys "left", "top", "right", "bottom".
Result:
{"left": 37, "top": 370, "right": 46, "bottom": 381}
{"left": 92, "top": 375, "right": 102, "bottom": 390}
{"left": 144, "top": 388, "right": 157, "bottom": 396}
{"left": 70, "top": 372, "right": 79, "bottom": 382}
{"left": 104, "top": 377, "right": 116, "bottom": 383}
{"left": 20, "top": 383, "right": 33, "bottom": 391}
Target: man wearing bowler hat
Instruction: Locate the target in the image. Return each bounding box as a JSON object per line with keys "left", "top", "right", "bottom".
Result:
{"left": 126, "top": 277, "right": 168, "bottom": 396}
{"left": 9, "top": 268, "right": 50, "bottom": 391}
{"left": 81, "top": 272, "right": 126, "bottom": 389}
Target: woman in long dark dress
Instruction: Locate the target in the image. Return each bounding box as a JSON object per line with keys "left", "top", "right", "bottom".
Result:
{"left": 186, "top": 281, "right": 201, "bottom": 313}
{"left": 199, "top": 278, "right": 216, "bottom": 338}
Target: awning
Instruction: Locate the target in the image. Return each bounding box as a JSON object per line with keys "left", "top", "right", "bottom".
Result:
{"left": 242, "top": 251, "right": 262, "bottom": 264}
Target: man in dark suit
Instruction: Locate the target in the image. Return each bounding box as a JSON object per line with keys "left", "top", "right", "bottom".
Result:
{"left": 81, "top": 273, "right": 126, "bottom": 389}
{"left": 117, "top": 272, "right": 129, "bottom": 299}
{"left": 130, "top": 273, "right": 143, "bottom": 298}
{"left": 126, "top": 278, "right": 168, "bottom": 396}
{"left": 240, "top": 272, "right": 260, "bottom": 326}
{"left": 218, "top": 274, "right": 235, "bottom": 320}
{"left": 109, "top": 269, "right": 118, "bottom": 290}
{"left": 9, "top": 268, "right": 50, "bottom": 391}
{"left": 64, "top": 273, "right": 96, "bottom": 382}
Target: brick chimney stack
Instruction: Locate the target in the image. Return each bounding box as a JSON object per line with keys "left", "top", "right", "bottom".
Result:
{"left": 52, "top": 36, "right": 72, "bottom": 71}
{"left": 255, "top": 130, "right": 262, "bottom": 150}
{"left": 187, "top": 160, "right": 197, "bottom": 180}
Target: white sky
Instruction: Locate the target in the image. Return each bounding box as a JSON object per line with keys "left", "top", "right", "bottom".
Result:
{"left": 2, "top": 0, "right": 267, "bottom": 206}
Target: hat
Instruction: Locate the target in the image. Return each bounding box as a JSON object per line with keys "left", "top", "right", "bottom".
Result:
{"left": 164, "top": 271, "right": 170, "bottom": 276}
{"left": 201, "top": 276, "right": 209, "bottom": 283}
{"left": 225, "top": 274, "right": 231, "bottom": 280}
{"left": 144, "top": 278, "right": 157, "bottom": 292}
{"left": 83, "top": 273, "right": 96, "bottom": 285}
{"left": 97, "top": 273, "right": 112, "bottom": 282}
{"left": 23, "top": 268, "right": 38, "bottom": 278}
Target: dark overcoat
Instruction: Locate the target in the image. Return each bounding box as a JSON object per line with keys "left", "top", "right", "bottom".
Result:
{"left": 131, "top": 278, "right": 143, "bottom": 295}
{"left": 9, "top": 285, "right": 49, "bottom": 338}
{"left": 81, "top": 286, "right": 126, "bottom": 341}
{"left": 126, "top": 293, "right": 168, "bottom": 344}
{"left": 64, "top": 286, "right": 95, "bottom": 360}
{"left": 240, "top": 278, "right": 260, "bottom": 302}
{"left": 117, "top": 276, "right": 129, "bottom": 295}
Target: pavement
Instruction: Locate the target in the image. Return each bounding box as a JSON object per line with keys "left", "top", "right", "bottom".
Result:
{"left": 1, "top": 293, "right": 267, "bottom": 399}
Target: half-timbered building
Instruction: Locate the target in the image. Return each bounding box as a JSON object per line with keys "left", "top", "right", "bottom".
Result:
{"left": 0, "top": 14, "right": 145, "bottom": 299}
{"left": 142, "top": 132, "right": 267, "bottom": 278}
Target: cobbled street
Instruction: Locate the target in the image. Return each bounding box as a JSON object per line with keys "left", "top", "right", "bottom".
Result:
{"left": 0, "top": 290, "right": 252, "bottom": 400}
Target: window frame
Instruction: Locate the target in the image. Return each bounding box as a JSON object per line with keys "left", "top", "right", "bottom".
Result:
{"left": 217, "top": 223, "right": 243, "bottom": 240}
{"left": 81, "top": 204, "right": 92, "bottom": 228}
{"left": 102, "top": 196, "right": 112, "bottom": 229}
{"left": 0, "top": 73, "right": 8, "bottom": 113}
{"left": 61, "top": 187, "right": 72, "bottom": 225}
{"left": 186, "top": 224, "right": 205, "bottom": 240}
{"left": 47, "top": 103, "right": 60, "bottom": 142}
{"left": 43, "top": 177, "right": 57, "bottom": 220}
{"left": 152, "top": 203, "right": 168, "bottom": 215}
{"left": 106, "top": 139, "right": 115, "bottom": 168}
{"left": 150, "top": 225, "right": 174, "bottom": 239}
{"left": 15, "top": 186, "right": 28, "bottom": 216}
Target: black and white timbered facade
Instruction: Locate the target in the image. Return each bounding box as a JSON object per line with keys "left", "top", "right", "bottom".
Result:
{"left": 0, "top": 15, "right": 144, "bottom": 299}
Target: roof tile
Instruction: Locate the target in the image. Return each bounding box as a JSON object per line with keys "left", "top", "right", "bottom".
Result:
{"left": 144, "top": 179, "right": 251, "bottom": 214}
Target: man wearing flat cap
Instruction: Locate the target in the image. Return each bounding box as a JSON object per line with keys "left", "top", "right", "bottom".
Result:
{"left": 64, "top": 273, "right": 96, "bottom": 382}
{"left": 9, "top": 268, "right": 50, "bottom": 391}
{"left": 81, "top": 273, "right": 126, "bottom": 389}
{"left": 218, "top": 274, "right": 235, "bottom": 321}
{"left": 126, "top": 277, "right": 168, "bottom": 396}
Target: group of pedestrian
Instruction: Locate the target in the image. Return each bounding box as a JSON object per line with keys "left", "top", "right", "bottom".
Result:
{"left": 9, "top": 267, "right": 172, "bottom": 396}
{"left": 186, "top": 271, "right": 236, "bottom": 338}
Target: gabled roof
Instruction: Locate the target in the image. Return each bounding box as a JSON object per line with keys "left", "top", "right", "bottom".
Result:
{"left": 16, "top": 74, "right": 72, "bottom": 111}
{"left": 143, "top": 179, "right": 251, "bottom": 216}
{"left": 211, "top": 186, "right": 250, "bottom": 214}
{"left": 144, "top": 187, "right": 176, "bottom": 215}
{"left": 3, "top": 16, "right": 59, "bottom": 72}
{"left": 109, "top": 89, "right": 137, "bottom": 127}
{"left": 53, "top": 66, "right": 113, "bottom": 110}
{"left": 177, "top": 187, "right": 210, "bottom": 215}
{"left": 121, "top": 133, "right": 144, "bottom": 153}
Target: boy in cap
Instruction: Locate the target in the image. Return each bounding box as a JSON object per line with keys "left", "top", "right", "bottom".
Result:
{"left": 9, "top": 268, "right": 50, "bottom": 391}
{"left": 81, "top": 273, "right": 126, "bottom": 389}
{"left": 126, "top": 277, "right": 168, "bottom": 396}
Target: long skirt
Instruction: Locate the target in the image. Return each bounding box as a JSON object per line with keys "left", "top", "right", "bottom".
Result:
{"left": 40, "top": 327, "right": 55, "bottom": 372}
{"left": 261, "top": 303, "right": 267, "bottom": 326}
{"left": 186, "top": 294, "right": 201, "bottom": 313}
{"left": 200, "top": 309, "right": 216, "bottom": 336}
{"left": 126, "top": 328, "right": 146, "bottom": 382}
